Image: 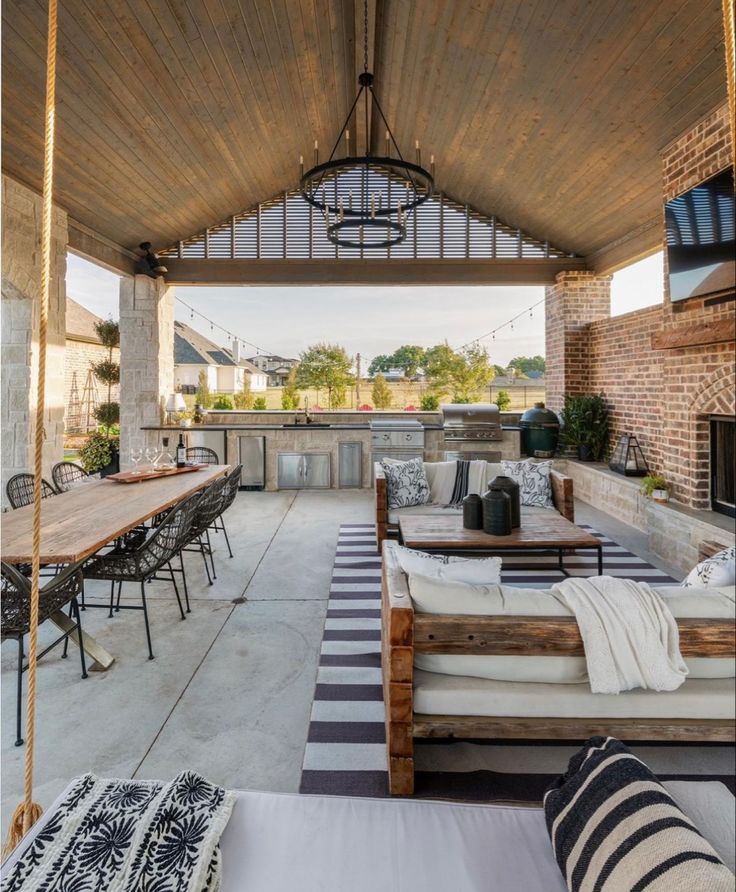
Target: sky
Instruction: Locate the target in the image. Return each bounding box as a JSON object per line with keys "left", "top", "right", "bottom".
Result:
{"left": 65, "top": 250, "right": 664, "bottom": 368}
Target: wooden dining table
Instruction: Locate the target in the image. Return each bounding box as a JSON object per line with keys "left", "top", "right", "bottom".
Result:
{"left": 1, "top": 464, "right": 230, "bottom": 670}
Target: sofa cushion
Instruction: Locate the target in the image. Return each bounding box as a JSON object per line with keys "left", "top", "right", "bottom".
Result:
{"left": 500, "top": 459, "right": 554, "bottom": 509}
{"left": 682, "top": 546, "right": 736, "bottom": 589}
{"left": 388, "top": 503, "right": 555, "bottom": 524}
{"left": 412, "top": 669, "right": 736, "bottom": 719}
{"left": 381, "top": 457, "right": 430, "bottom": 509}
{"left": 395, "top": 545, "right": 501, "bottom": 585}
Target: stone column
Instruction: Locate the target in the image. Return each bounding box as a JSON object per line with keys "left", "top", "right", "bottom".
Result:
{"left": 1, "top": 176, "right": 67, "bottom": 504}
{"left": 119, "top": 274, "right": 175, "bottom": 467}
{"left": 544, "top": 270, "right": 611, "bottom": 413}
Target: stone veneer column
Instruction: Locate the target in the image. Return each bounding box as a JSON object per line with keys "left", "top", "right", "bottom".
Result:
{"left": 1, "top": 176, "right": 67, "bottom": 504}
{"left": 544, "top": 270, "right": 611, "bottom": 413}
{"left": 119, "top": 274, "right": 175, "bottom": 467}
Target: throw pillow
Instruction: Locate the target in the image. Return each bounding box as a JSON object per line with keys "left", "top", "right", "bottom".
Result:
{"left": 544, "top": 736, "right": 734, "bottom": 892}
{"left": 380, "top": 457, "right": 430, "bottom": 509}
{"left": 682, "top": 546, "right": 736, "bottom": 588}
{"left": 500, "top": 459, "right": 554, "bottom": 509}
{"left": 394, "top": 544, "right": 501, "bottom": 584}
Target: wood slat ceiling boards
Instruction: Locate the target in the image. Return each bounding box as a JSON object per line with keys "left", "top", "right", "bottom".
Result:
{"left": 1, "top": 0, "right": 727, "bottom": 270}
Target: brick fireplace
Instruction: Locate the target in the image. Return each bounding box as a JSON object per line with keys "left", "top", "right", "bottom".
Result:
{"left": 546, "top": 102, "right": 735, "bottom": 515}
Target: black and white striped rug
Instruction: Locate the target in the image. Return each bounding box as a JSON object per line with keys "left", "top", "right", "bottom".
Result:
{"left": 300, "top": 523, "right": 734, "bottom": 801}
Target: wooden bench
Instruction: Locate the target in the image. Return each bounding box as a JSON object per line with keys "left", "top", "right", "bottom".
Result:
{"left": 381, "top": 541, "right": 736, "bottom": 796}
{"left": 375, "top": 462, "right": 575, "bottom": 550}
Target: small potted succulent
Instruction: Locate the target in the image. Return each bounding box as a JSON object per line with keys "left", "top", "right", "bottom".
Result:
{"left": 641, "top": 474, "right": 669, "bottom": 503}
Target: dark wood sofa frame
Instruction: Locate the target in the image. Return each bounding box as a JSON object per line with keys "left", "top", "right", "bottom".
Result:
{"left": 381, "top": 541, "right": 736, "bottom": 796}
{"left": 375, "top": 462, "right": 575, "bottom": 550}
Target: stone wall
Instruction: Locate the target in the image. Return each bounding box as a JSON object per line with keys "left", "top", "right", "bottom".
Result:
{"left": 1, "top": 175, "right": 67, "bottom": 501}
{"left": 545, "top": 102, "right": 735, "bottom": 510}
{"left": 119, "top": 275, "right": 175, "bottom": 464}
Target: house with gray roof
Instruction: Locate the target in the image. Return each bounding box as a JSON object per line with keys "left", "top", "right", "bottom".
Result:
{"left": 174, "top": 321, "right": 267, "bottom": 394}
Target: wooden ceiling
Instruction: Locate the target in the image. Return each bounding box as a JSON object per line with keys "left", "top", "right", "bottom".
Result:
{"left": 1, "top": 0, "right": 727, "bottom": 270}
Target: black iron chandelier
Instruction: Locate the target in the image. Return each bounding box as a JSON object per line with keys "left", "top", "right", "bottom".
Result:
{"left": 299, "top": 0, "right": 434, "bottom": 249}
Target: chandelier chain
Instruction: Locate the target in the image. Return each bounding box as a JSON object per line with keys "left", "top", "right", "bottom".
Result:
{"left": 363, "top": 0, "right": 369, "bottom": 72}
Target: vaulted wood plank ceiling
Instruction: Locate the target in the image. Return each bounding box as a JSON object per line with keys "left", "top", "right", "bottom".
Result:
{"left": 1, "top": 0, "right": 727, "bottom": 267}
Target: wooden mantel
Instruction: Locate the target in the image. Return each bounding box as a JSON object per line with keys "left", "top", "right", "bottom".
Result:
{"left": 651, "top": 318, "right": 736, "bottom": 350}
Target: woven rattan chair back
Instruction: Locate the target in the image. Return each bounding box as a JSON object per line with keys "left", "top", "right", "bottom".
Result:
{"left": 186, "top": 446, "right": 219, "bottom": 465}
{"left": 218, "top": 464, "right": 242, "bottom": 515}
{"left": 190, "top": 476, "right": 228, "bottom": 538}
{"left": 1, "top": 562, "right": 84, "bottom": 637}
{"left": 52, "top": 461, "right": 89, "bottom": 492}
{"left": 6, "top": 473, "right": 57, "bottom": 509}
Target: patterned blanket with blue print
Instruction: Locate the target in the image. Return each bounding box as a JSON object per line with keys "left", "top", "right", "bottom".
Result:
{"left": 2, "top": 771, "right": 235, "bottom": 892}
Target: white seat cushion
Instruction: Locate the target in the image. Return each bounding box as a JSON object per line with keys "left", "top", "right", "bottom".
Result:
{"left": 413, "top": 670, "right": 736, "bottom": 719}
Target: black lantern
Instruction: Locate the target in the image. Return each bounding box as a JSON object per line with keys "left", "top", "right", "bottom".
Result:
{"left": 609, "top": 433, "right": 650, "bottom": 477}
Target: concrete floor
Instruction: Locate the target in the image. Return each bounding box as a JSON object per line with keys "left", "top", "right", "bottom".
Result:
{"left": 0, "top": 491, "right": 680, "bottom": 832}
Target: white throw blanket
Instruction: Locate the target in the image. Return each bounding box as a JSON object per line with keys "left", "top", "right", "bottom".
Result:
{"left": 430, "top": 460, "right": 487, "bottom": 506}
{"left": 551, "top": 576, "right": 688, "bottom": 694}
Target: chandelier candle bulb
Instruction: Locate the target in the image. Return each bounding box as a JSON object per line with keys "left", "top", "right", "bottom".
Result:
{"left": 415, "top": 140, "right": 421, "bottom": 164}
{"left": 299, "top": 155, "right": 304, "bottom": 177}
{"left": 313, "top": 140, "right": 319, "bottom": 165}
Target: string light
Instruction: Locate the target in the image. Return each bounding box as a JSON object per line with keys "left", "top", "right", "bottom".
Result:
{"left": 458, "top": 296, "right": 544, "bottom": 351}
{"left": 175, "top": 295, "right": 276, "bottom": 357}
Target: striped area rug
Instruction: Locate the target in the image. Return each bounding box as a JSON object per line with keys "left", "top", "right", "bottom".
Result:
{"left": 300, "top": 523, "right": 735, "bottom": 801}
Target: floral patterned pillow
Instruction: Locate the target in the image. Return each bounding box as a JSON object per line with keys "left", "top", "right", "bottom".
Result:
{"left": 381, "top": 457, "right": 431, "bottom": 509}
{"left": 500, "top": 459, "right": 554, "bottom": 509}
{"left": 682, "top": 546, "right": 736, "bottom": 588}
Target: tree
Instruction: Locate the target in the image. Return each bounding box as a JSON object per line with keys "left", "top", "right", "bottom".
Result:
{"left": 391, "top": 345, "right": 425, "bottom": 379}
{"left": 253, "top": 397, "right": 267, "bottom": 410}
{"left": 509, "top": 355, "right": 545, "bottom": 375}
{"left": 91, "top": 318, "right": 120, "bottom": 434}
{"left": 371, "top": 374, "right": 393, "bottom": 409}
{"left": 423, "top": 342, "right": 493, "bottom": 403}
{"left": 212, "top": 394, "right": 233, "bottom": 410}
{"left": 496, "top": 389, "right": 511, "bottom": 411}
{"left": 233, "top": 373, "right": 254, "bottom": 410}
{"left": 195, "top": 369, "right": 212, "bottom": 408}
{"left": 281, "top": 367, "right": 300, "bottom": 410}
{"left": 420, "top": 394, "right": 440, "bottom": 411}
{"left": 296, "top": 343, "right": 354, "bottom": 409}
{"left": 493, "top": 364, "right": 506, "bottom": 379}
{"left": 368, "top": 354, "right": 393, "bottom": 377}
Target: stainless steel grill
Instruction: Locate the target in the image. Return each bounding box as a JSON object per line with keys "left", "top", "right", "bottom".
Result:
{"left": 441, "top": 403, "right": 503, "bottom": 441}
{"left": 370, "top": 419, "right": 425, "bottom": 468}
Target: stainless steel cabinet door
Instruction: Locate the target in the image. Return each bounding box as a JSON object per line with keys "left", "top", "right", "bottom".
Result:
{"left": 277, "top": 453, "right": 305, "bottom": 489}
{"left": 303, "top": 453, "right": 331, "bottom": 488}
{"left": 338, "top": 442, "right": 362, "bottom": 488}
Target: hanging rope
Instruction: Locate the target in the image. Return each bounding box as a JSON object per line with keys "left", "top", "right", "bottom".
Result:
{"left": 4, "top": 0, "right": 58, "bottom": 857}
{"left": 724, "top": 0, "right": 736, "bottom": 172}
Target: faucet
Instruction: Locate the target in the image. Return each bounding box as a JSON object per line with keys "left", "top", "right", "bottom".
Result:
{"left": 304, "top": 398, "right": 312, "bottom": 424}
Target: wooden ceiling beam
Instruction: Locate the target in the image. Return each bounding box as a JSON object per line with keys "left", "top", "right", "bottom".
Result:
{"left": 163, "top": 257, "right": 587, "bottom": 286}
{"left": 586, "top": 218, "right": 664, "bottom": 274}
{"left": 67, "top": 220, "right": 138, "bottom": 277}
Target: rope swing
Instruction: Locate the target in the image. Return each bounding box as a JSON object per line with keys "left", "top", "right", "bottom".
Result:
{"left": 3, "top": 0, "right": 58, "bottom": 857}
{"left": 724, "top": 0, "right": 736, "bottom": 173}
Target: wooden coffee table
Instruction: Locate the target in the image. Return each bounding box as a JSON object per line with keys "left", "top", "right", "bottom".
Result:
{"left": 398, "top": 512, "right": 603, "bottom": 575}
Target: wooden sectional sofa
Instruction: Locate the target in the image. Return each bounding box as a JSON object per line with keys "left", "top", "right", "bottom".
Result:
{"left": 375, "top": 461, "right": 575, "bottom": 550}
{"left": 381, "top": 541, "right": 736, "bottom": 796}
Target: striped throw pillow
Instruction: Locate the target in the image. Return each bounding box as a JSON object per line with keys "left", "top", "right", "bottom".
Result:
{"left": 544, "top": 736, "right": 734, "bottom": 892}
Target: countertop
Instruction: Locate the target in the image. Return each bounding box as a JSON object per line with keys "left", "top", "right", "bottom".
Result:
{"left": 141, "top": 423, "right": 447, "bottom": 431}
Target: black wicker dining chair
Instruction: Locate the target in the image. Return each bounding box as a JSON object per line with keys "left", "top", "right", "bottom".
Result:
{"left": 186, "top": 446, "right": 219, "bottom": 465}
{"left": 51, "top": 460, "right": 89, "bottom": 492}
{"left": 1, "top": 562, "right": 88, "bottom": 747}
{"left": 183, "top": 475, "right": 230, "bottom": 586}
{"left": 82, "top": 491, "right": 203, "bottom": 660}
{"left": 208, "top": 464, "right": 242, "bottom": 559}
{"left": 6, "top": 473, "right": 57, "bottom": 509}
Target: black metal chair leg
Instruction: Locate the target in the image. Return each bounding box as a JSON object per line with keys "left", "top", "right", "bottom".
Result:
{"left": 115, "top": 580, "right": 123, "bottom": 611}
{"left": 205, "top": 530, "right": 217, "bottom": 579}
{"left": 73, "top": 599, "right": 89, "bottom": 679}
{"left": 198, "top": 536, "right": 213, "bottom": 586}
{"left": 167, "top": 562, "right": 186, "bottom": 620}
{"left": 220, "top": 517, "right": 233, "bottom": 558}
{"left": 140, "top": 582, "right": 155, "bottom": 660}
{"left": 108, "top": 580, "right": 116, "bottom": 618}
{"left": 15, "top": 636, "right": 24, "bottom": 747}
{"left": 62, "top": 602, "right": 73, "bottom": 658}
{"left": 179, "top": 552, "right": 191, "bottom": 613}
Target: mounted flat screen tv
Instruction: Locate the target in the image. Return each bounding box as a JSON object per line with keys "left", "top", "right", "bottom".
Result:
{"left": 665, "top": 168, "right": 735, "bottom": 302}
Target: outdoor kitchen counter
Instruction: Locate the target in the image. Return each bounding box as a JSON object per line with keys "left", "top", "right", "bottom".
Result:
{"left": 141, "top": 423, "right": 446, "bottom": 431}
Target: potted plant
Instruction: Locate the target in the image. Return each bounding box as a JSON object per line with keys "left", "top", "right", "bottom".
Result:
{"left": 641, "top": 474, "right": 670, "bottom": 503}
{"left": 560, "top": 393, "right": 609, "bottom": 461}
{"left": 79, "top": 430, "right": 117, "bottom": 475}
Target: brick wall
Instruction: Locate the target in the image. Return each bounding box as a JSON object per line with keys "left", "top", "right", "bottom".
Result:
{"left": 545, "top": 103, "right": 735, "bottom": 510}
{"left": 64, "top": 338, "right": 121, "bottom": 432}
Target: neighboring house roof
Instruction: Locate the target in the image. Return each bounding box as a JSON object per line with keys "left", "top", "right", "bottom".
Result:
{"left": 247, "top": 354, "right": 298, "bottom": 364}
{"left": 174, "top": 321, "right": 263, "bottom": 374}
{"left": 66, "top": 297, "right": 107, "bottom": 344}
{"left": 524, "top": 370, "right": 545, "bottom": 379}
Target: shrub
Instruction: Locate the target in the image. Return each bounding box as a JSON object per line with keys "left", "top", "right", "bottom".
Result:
{"left": 357, "top": 403, "right": 373, "bottom": 411}
{"left": 560, "top": 393, "right": 610, "bottom": 460}
{"left": 420, "top": 394, "right": 440, "bottom": 411}
{"left": 371, "top": 374, "right": 392, "bottom": 409}
{"left": 212, "top": 395, "right": 234, "bottom": 410}
{"left": 79, "top": 431, "right": 116, "bottom": 473}
{"left": 233, "top": 375, "right": 254, "bottom": 410}
{"left": 253, "top": 397, "right": 267, "bottom": 410}
{"left": 93, "top": 401, "right": 121, "bottom": 431}
{"left": 404, "top": 405, "right": 417, "bottom": 411}
{"left": 495, "top": 390, "right": 511, "bottom": 411}
{"left": 281, "top": 367, "right": 300, "bottom": 409}
{"left": 195, "top": 370, "right": 212, "bottom": 408}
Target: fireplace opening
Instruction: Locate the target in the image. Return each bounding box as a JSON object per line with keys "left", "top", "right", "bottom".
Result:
{"left": 710, "top": 416, "right": 735, "bottom": 518}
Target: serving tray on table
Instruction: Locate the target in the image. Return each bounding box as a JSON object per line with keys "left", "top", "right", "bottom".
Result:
{"left": 105, "top": 464, "right": 207, "bottom": 483}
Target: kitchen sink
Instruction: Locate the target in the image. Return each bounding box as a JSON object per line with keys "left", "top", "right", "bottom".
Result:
{"left": 282, "top": 423, "right": 331, "bottom": 428}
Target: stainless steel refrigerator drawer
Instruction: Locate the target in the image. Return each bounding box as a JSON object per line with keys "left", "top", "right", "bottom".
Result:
{"left": 238, "top": 436, "right": 266, "bottom": 489}
{"left": 338, "top": 442, "right": 362, "bottom": 488}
